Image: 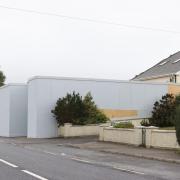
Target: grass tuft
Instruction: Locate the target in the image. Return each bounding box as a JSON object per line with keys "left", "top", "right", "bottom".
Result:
{"left": 113, "top": 122, "right": 134, "bottom": 129}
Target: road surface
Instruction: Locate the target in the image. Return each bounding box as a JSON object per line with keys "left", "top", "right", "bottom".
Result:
{"left": 0, "top": 138, "right": 179, "bottom": 180}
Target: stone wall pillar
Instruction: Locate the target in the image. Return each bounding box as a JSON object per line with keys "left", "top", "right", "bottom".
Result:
{"left": 59, "top": 123, "right": 72, "bottom": 137}
{"left": 145, "top": 127, "right": 158, "bottom": 148}
{"left": 99, "top": 122, "right": 111, "bottom": 141}
{"left": 134, "top": 127, "right": 143, "bottom": 146}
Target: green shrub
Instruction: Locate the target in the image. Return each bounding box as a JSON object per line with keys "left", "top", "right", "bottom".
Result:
{"left": 51, "top": 91, "right": 109, "bottom": 126}
{"left": 51, "top": 92, "right": 85, "bottom": 126}
{"left": 82, "top": 92, "right": 108, "bottom": 125}
{"left": 149, "top": 94, "right": 176, "bottom": 127}
{"left": 0, "top": 71, "right": 5, "bottom": 87}
{"left": 159, "top": 127, "right": 175, "bottom": 130}
{"left": 114, "top": 122, "right": 134, "bottom": 129}
{"left": 175, "top": 94, "right": 180, "bottom": 107}
{"left": 175, "top": 105, "right": 180, "bottom": 145}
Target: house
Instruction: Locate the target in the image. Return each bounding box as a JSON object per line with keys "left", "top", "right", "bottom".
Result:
{"left": 132, "top": 51, "right": 180, "bottom": 83}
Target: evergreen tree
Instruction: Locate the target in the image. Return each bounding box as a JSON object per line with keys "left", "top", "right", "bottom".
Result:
{"left": 149, "top": 94, "right": 176, "bottom": 127}
{"left": 51, "top": 92, "right": 108, "bottom": 126}
{"left": 175, "top": 106, "right": 180, "bottom": 145}
{"left": 51, "top": 92, "right": 85, "bottom": 126}
{"left": 82, "top": 92, "right": 108, "bottom": 124}
{"left": 0, "top": 70, "right": 5, "bottom": 87}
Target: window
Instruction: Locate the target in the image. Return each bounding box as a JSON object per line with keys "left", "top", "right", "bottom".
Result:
{"left": 170, "top": 75, "right": 177, "bottom": 83}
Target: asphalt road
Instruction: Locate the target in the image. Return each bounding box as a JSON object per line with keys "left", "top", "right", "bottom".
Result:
{"left": 0, "top": 138, "right": 180, "bottom": 180}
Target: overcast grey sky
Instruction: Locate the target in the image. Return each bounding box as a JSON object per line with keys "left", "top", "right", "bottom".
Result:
{"left": 0, "top": 0, "right": 180, "bottom": 83}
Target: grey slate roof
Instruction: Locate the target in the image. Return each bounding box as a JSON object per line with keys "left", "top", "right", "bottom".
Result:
{"left": 132, "top": 51, "right": 180, "bottom": 80}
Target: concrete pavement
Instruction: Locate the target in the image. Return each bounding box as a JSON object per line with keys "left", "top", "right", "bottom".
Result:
{"left": 0, "top": 137, "right": 180, "bottom": 180}
{"left": 65, "top": 139, "right": 180, "bottom": 164}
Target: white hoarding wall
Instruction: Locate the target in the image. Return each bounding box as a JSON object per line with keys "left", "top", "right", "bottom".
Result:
{"left": 0, "top": 84, "right": 27, "bottom": 137}
{"left": 0, "top": 86, "right": 10, "bottom": 136}
{"left": 27, "top": 76, "right": 168, "bottom": 138}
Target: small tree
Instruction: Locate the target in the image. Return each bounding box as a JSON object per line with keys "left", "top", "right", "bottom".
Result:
{"left": 51, "top": 92, "right": 85, "bottom": 127}
{"left": 175, "top": 105, "right": 180, "bottom": 145}
{"left": 51, "top": 92, "right": 108, "bottom": 126}
{"left": 82, "top": 92, "right": 109, "bottom": 125}
{"left": 149, "top": 94, "right": 176, "bottom": 127}
{"left": 175, "top": 94, "right": 180, "bottom": 107}
{"left": 0, "top": 70, "right": 5, "bottom": 87}
{"left": 83, "top": 92, "right": 97, "bottom": 117}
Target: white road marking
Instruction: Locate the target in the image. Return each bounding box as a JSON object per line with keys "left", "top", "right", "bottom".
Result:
{"left": 43, "top": 151, "right": 57, "bottom": 156}
{"left": 25, "top": 147, "right": 56, "bottom": 155}
{"left": 0, "top": 159, "right": 18, "bottom": 168}
{"left": 25, "top": 146, "right": 69, "bottom": 158}
{"left": 60, "top": 153, "right": 66, "bottom": 156}
{"left": 71, "top": 157, "right": 145, "bottom": 176}
{"left": 58, "top": 144, "right": 64, "bottom": 146}
{"left": 71, "top": 157, "right": 92, "bottom": 164}
{"left": 22, "top": 170, "right": 48, "bottom": 180}
{"left": 24, "top": 147, "right": 39, "bottom": 151}
{"left": 11, "top": 143, "right": 17, "bottom": 146}
{"left": 113, "top": 166, "right": 145, "bottom": 175}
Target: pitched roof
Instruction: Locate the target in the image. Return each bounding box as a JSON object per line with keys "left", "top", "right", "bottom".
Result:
{"left": 132, "top": 51, "right": 180, "bottom": 80}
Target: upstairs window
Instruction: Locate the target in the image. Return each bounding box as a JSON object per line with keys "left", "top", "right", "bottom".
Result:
{"left": 170, "top": 75, "right": 177, "bottom": 83}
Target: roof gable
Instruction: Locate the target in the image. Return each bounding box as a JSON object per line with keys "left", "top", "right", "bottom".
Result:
{"left": 132, "top": 51, "right": 180, "bottom": 80}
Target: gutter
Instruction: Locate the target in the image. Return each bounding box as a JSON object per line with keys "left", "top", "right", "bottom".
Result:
{"left": 132, "top": 72, "right": 179, "bottom": 81}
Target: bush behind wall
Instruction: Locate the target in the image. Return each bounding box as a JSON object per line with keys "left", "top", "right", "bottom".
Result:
{"left": 175, "top": 105, "right": 180, "bottom": 145}
{"left": 52, "top": 91, "right": 109, "bottom": 126}
{"left": 149, "top": 94, "right": 176, "bottom": 127}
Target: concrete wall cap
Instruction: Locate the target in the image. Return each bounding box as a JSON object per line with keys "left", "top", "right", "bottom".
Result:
{"left": 152, "top": 129, "right": 176, "bottom": 133}
{"left": 105, "top": 127, "right": 135, "bottom": 131}
{"left": 69, "top": 124, "right": 100, "bottom": 127}
{"left": 112, "top": 117, "right": 149, "bottom": 121}
{"left": 135, "top": 126, "right": 144, "bottom": 129}
{"left": 64, "top": 123, "right": 72, "bottom": 126}
{"left": 142, "top": 126, "right": 158, "bottom": 129}
{"left": 27, "top": 75, "right": 175, "bottom": 86}
{"left": 0, "top": 83, "right": 27, "bottom": 90}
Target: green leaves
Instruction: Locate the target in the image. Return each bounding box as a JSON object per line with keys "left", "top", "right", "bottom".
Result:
{"left": 51, "top": 91, "right": 108, "bottom": 127}
{"left": 150, "top": 94, "right": 176, "bottom": 127}
{"left": 175, "top": 106, "right": 180, "bottom": 145}
{"left": 0, "top": 71, "right": 5, "bottom": 87}
{"left": 114, "top": 122, "right": 134, "bottom": 129}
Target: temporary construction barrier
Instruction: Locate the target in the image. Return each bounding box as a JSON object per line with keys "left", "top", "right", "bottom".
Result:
{"left": 0, "top": 84, "right": 27, "bottom": 137}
